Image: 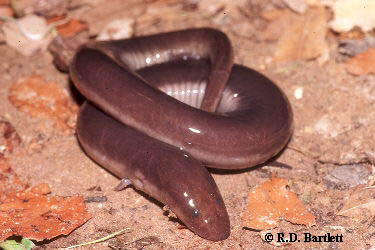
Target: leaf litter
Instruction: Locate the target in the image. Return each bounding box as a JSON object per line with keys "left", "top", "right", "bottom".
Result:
{"left": 242, "top": 177, "right": 316, "bottom": 230}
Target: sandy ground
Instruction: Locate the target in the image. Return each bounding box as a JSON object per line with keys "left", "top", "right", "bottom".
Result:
{"left": 1, "top": 0, "right": 375, "bottom": 249}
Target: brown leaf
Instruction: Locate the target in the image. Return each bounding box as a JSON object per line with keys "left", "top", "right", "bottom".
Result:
{"left": 8, "top": 75, "right": 78, "bottom": 133}
{"left": 46, "top": 15, "right": 66, "bottom": 24}
{"left": 0, "top": 183, "right": 92, "bottom": 241}
{"left": 345, "top": 48, "right": 375, "bottom": 75}
{"left": 0, "top": 158, "right": 91, "bottom": 241}
{"left": 56, "top": 19, "right": 88, "bottom": 37}
{"left": 259, "top": 9, "right": 298, "bottom": 41}
{"left": 242, "top": 177, "right": 316, "bottom": 230}
{"left": 273, "top": 6, "right": 328, "bottom": 62}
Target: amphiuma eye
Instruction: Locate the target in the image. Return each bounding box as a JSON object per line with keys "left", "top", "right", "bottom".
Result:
{"left": 192, "top": 209, "right": 199, "bottom": 217}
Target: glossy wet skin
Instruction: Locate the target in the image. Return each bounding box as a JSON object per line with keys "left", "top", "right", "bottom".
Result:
{"left": 70, "top": 28, "right": 293, "bottom": 241}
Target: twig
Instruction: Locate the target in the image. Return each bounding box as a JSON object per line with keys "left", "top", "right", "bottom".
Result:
{"left": 62, "top": 228, "right": 131, "bottom": 249}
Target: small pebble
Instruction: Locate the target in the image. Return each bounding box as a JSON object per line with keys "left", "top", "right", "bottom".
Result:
{"left": 339, "top": 37, "right": 375, "bottom": 57}
{"left": 84, "top": 196, "right": 108, "bottom": 203}
{"left": 294, "top": 87, "right": 303, "bottom": 99}
{"left": 258, "top": 64, "right": 266, "bottom": 70}
{"left": 28, "top": 142, "right": 43, "bottom": 153}
{"left": 3, "top": 14, "right": 52, "bottom": 56}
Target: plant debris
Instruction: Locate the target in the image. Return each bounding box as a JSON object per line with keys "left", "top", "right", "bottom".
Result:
{"left": 273, "top": 6, "right": 328, "bottom": 61}
{"left": 63, "top": 228, "right": 131, "bottom": 249}
{"left": 55, "top": 19, "right": 88, "bottom": 37}
{"left": 345, "top": 48, "right": 375, "bottom": 75}
{"left": 0, "top": 183, "right": 92, "bottom": 241}
{"left": 242, "top": 177, "right": 316, "bottom": 230}
{"left": 0, "top": 238, "right": 35, "bottom": 250}
{"left": 8, "top": 75, "right": 78, "bottom": 133}
{"left": 0, "top": 154, "right": 91, "bottom": 243}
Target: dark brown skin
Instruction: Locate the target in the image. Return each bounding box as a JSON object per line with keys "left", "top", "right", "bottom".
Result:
{"left": 70, "top": 28, "right": 293, "bottom": 241}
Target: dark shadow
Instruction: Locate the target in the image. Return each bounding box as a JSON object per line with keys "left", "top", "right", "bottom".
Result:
{"left": 68, "top": 78, "right": 85, "bottom": 106}
{"left": 207, "top": 144, "right": 293, "bottom": 176}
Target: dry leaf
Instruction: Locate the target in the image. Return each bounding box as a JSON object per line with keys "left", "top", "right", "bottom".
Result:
{"left": 56, "top": 19, "right": 88, "bottom": 37}
{"left": 0, "top": 158, "right": 91, "bottom": 241}
{"left": 345, "top": 48, "right": 375, "bottom": 75}
{"left": 0, "top": 183, "right": 92, "bottom": 241}
{"left": 8, "top": 75, "right": 78, "bottom": 133}
{"left": 259, "top": 9, "right": 298, "bottom": 41}
{"left": 242, "top": 177, "right": 316, "bottom": 230}
{"left": 328, "top": 0, "right": 375, "bottom": 32}
{"left": 46, "top": 15, "right": 66, "bottom": 24}
{"left": 337, "top": 185, "right": 375, "bottom": 222}
{"left": 273, "top": 6, "right": 328, "bottom": 62}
